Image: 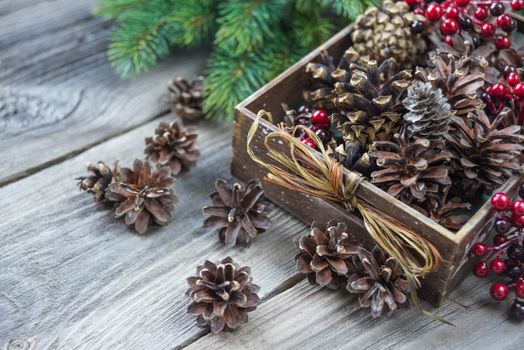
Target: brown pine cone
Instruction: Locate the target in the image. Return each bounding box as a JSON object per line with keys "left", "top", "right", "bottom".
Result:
{"left": 186, "top": 257, "right": 260, "bottom": 334}
{"left": 294, "top": 221, "right": 357, "bottom": 290}
{"left": 203, "top": 179, "right": 272, "bottom": 247}
{"left": 347, "top": 246, "right": 410, "bottom": 318}
{"left": 444, "top": 110, "right": 524, "bottom": 197}
{"left": 144, "top": 121, "right": 199, "bottom": 176}
{"left": 370, "top": 127, "right": 453, "bottom": 205}
{"left": 76, "top": 161, "right": 120, "bottom": 201}
{"left": 105, "top": 159, "right": 177, "bottom": 234}
{"left": 167, "top": 76, "right": 204, "bottom": 121}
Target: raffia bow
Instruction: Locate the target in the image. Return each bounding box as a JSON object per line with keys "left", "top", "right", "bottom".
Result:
{"left": 247, "top": 110, "right": 449, "bottom": 323}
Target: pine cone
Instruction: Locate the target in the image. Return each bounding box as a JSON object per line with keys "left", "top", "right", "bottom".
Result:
{"left": 444, "top": 111, "right": 524, "bottom": 197}
{"left": 370, "top": 127, "right": 453, "bottom": 205}
{"left": 105, "top": 160, "right": 177, "bottom": 234}
{"left": 186, "top": 257, "right": 260, "bottom": 334}
{"left": 76, "top": 161, "right": 120, "bottom": 201}
{"left": 281, "top": 103, "right": 312, "bottom": 130}
{"left": 203, "top": 179, "right": 272, "bottom": 247}
{"left": 347, "top": 246, "right": 410, "bottom": 318}
{"left": 294, "top": 221, "right": 357, "bottom": 290}
{"left": 144, "top": 121, "right": 199, "bottom": 176}
{"left": 351, "top": 0, "right": 426, "bottom": 67}
{"left": 430, "top": 197, "right": 471, "bottom": 231}
{"left": 416, "top": 52, "right": 485, "bottom": 117}
{"left": 167, "top": 76, "right": 204, "bottom": 121}
{"left": 403, "top": 81, "right": 454, "bottom": 144}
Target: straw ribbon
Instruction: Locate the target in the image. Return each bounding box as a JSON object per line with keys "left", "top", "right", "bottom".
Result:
{"left": 247, "top": 110, "right": 450, "bottom": 323}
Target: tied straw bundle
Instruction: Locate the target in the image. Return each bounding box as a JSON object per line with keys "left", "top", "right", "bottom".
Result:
{"left": 247, "top": 110, "right": 450, "bottom": 323}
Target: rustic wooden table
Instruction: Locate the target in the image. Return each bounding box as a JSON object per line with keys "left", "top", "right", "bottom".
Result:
{"left": 1, "top": 1, "right": 522, "bottom": 349}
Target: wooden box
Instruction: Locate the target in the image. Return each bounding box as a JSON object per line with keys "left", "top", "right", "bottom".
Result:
{"left": 231, "top": 25, "right": 524, "bottom": 306}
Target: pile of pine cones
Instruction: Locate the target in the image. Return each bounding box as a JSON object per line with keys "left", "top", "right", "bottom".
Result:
{"left": 286, "top": 0, "right": 524, "bottom": 231}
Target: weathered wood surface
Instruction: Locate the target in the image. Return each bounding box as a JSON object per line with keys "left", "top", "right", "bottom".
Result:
{"left": 1, "top": 1, "right": 523, "bottom": 349}
{"left": 0, "top": 0, "right": 206, "bottom": 186}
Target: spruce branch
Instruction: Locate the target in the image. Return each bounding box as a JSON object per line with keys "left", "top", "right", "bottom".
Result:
{"left": 215, "top": 0, "right": 287, "bottom": 54}
{"left": 95, "top": 0, "right": 148, "bottom": 19}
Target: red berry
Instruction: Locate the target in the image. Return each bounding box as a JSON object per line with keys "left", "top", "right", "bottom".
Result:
{"left": 490, "top": 257, "right": 506, "bottom": 274}
{"left": 493, "top": 234, "right": 508, "bottom": 246}
{"left": 516, "top": 282, "right": 524, "bottom": 299}
{"left": 511, "top": 0, "right": 524, "bottom": 11}
{"left": 481, "top": 22, "right": 495, "bottom": 37}
{"left": 512, "top": 200, "right": 524, "bottom": 216}
{"left": 495, "top": 35, "right": 512, "bottom": 50}
{"left": 473, "top": 261, "right": 489, "bottom": 277}
{"left": 455, "top": 0, "right": 470, "bottom": 6}
{"left": 426, "top": 3, "right": 443, "bottom": 21}
{"left": 475, "top": 7, "right": 489, "bottom": 20}
{"left": 405, "top": 0, "right": 418, "bottom": 6}
{"left": 514, "top": 214, "right": 524, "bottom": 228}
{"left": 445, "top": 6, "right": 460, "bottom": 19}
{"left": 443, "top": 36, "right": 454, "bottom": 46}
{"left": 472, "top": 242, "right": 488, "bottom": 256}
{"left": 506, "top": 72, "right": 521, "bottom": 86}
{"left": 514, "top": 83, "right": 524, "bottom": 98}
{"left": 441, "top": 18, "right": 459, "bottom": 35}
{"left": 311, "top": 109, "right": 330, "bottom": 130}
{"left": 302, "top": 137, "right": 316, "bottom": 148}
{"left": 414, "top": 7, "right": 424, "bottom": 15}
{"left": 491, "top": 192, "right": 511, "bottom": 210}
{"left": 490, "top": 282, "right": 509, "bottom": 300}
{"left": 497, "top": 14, "right": 513, "bottom": 29}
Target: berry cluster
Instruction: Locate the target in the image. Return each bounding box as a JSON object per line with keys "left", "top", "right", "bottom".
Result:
{"left": 482, "top": 65, "right": 524, "bottom": 125}
{"left": 407, "top": 0, "right": 522, "bottom": 49}
{"left": 471, "top": 181, "right": 524, "bottom": 320}
{"left": 288, "top": 106, "right": 332, "bottom": 149}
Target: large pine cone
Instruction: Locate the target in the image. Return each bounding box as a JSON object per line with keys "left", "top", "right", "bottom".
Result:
{"left": 203, "top": 179, "right": 272, "bottom": 247}
{"left": 167, "top": 76, "right": 204, "bottom": 121}
{"left": 105, "top": 159, "right": 177, "bottom": 234}
{"left": 444, "top": 111, "right": 524, "bottom": 197}
{"left": 347, "top": 246, "right": 410, "bottom": 318}
{"left": 294, "top": 221, "right": 357, "bottom": 290}
{"left": 144, "top": 121, "right": 199, "bottom": 176}
{"left": 351, "top": 0, "right": 426, "bottom": 67}
{"left": 370, "top": 127, "right": 453, "bottom": 205}
{"left": 77, "top": 161, "right": 120, "bottom": 201}
{"left": 186, "top": 257, "right": 260, "bottom": 334}
{"left": 403, "top": 81, "right": 454, "bottom": 144}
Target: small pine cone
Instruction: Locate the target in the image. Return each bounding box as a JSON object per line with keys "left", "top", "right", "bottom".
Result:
{"left": 167, "top": 76, "right": 204, "bottom": 121}
{"left": 294, "top": 221, "right": 357, "bottom": 290}
{"left": 105, "top": 159, "right": 177, "bottom": 234}
{"left": 403, "top": 81, "right": 454, "bottom": 144}
{"left": 203, "top": 179, "right": 272, "bottom": 247}
{"left": 186, "top": 257, "right": 260, "bottom": 334}
{"left": 76, "top": 161, "right": 120, "bottom": 201}
{"left": 347, "top": 246, "right": 410, "bottom": 318}
{"left": 144, "top": 121, "right": 199, "bottom": 176}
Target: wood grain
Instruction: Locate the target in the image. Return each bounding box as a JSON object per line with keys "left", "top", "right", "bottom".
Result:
{"left": 0, "top": 117, "right": 309, "bottom": 349}
{"left": 187, "top": 275, "right": 524, "bottom": 350}
{"left": 0, "top": 0, "right": 207, "bottom": 186}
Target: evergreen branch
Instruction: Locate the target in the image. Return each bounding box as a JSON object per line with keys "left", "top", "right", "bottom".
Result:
{"left": 95, "top": 0, "right": 148, "bottom": 19}
{"left": 215, "top": 0, "right": 287, "bottom": 54}
{"left": 107, "top": 4, "right": 183, "bottom": 78}
{"left": 203, "top": 48, "right": 270, "bottom": 119}
{"left": 171, "top": 0, "right": 220, "bottom": 47}
{"left": 321, "top": 0, "right": 366, "bottom": 20}
{"left": 290, "top": 5, "right": 336, "bottom": 49}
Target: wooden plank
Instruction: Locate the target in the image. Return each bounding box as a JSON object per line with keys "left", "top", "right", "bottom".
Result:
{"left": 0, "top": 0, "right": 207, "bottom": 186}
{"left": 0, "top": 117, "right": 310, "bottom": 349}
{"left": 187, "top": 275, "right": 523, "bottom": 350}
